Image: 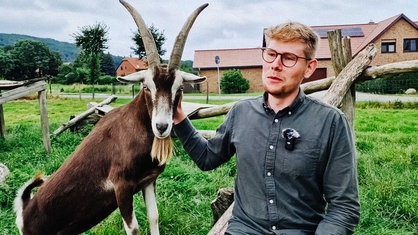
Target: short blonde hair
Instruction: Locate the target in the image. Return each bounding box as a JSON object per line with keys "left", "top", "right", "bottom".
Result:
{"left": 265, "top": 21, "right": 319, "bottom": 59}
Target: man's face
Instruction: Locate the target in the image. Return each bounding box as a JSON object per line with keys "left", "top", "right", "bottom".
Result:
{"left": 261, "top": 39, "right": 317, "bottom": 98}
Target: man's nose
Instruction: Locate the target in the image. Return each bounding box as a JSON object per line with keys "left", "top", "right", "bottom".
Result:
{"left": 272, "top": 55, "right": 283, "bottom": 70}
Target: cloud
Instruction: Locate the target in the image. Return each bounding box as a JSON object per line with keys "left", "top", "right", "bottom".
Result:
{"left": 1, "top": 0, "right": 417, "bottom": 60}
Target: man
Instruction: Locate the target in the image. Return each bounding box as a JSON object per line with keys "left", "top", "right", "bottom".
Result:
{"left": 173, "top": 21, "right": 360, "bottom": 235}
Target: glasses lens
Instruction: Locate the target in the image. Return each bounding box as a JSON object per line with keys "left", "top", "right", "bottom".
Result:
{"left": 262, "top": 49, "right": 277, "bottom": 63}
{"left": 281, "top": 53, "right": 298, "bottom": 67}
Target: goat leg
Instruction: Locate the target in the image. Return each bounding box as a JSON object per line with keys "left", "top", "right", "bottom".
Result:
{"left": 143, "top": 182, "right": 160, "bottom": 235}
{"left": 115, "top": 185, "right": 139, "bottom": 235}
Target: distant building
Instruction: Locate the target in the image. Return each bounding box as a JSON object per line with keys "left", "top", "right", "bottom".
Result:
{"left": 194, "top": 14, "right": 418, "bottom": 93}
{"left": 116, "top": 57, "right": 147, "bottom": 77}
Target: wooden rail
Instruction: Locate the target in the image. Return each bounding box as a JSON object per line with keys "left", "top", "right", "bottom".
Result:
{"left": 0, "top": 79, "right": 51, "bottom": 153}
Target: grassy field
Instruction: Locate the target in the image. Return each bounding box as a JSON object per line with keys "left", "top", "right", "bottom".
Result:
{"left": 0, "top": 96, "right": 417, "bottom": 234}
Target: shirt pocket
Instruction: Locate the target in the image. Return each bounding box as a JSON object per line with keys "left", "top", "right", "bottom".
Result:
{"left": 280, "top": 138, "right": 321, "bottom": 176}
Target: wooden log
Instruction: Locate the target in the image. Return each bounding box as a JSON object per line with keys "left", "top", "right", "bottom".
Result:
{"left": 327, "top": 30, "right": 355, "bottom": 128}
{"left": 358, "top": 59, "right": 418, "bottom": 82}
{"left": 210, "top": 188, "right": 234, "bottom": 224}
{"left": 207, "top": 202, "right": 234, "bottom": 235}
{"left": 301, "top": 76, "right": 335, "bottom": 95}
{"left": 300, "top": 60, "right": 418, "bottom": 95}
{"left": 0, "top": 104, "right": 5, "bottom": 137}
{"left": 52, "top": 95, "right": 117, "bottom": 136}
{"left": 189, "top": 102, "right": 235, "bottom": 120}
{"left": 0, "top": 80, "right": 47, "bottom": 104}
{"left": 38, "top": 89, "right": 51, "bottom": 153}
{"left": 322, "top": 43, "right": 377, "bottom": 107}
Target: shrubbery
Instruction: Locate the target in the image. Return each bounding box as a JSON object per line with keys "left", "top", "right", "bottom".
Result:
{"left": 220, "top": 69, "right": 250, "bottom": 94}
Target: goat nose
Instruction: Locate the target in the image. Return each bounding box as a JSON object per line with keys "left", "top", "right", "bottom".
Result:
{"left": 156, "top": 123, "right": 169, "bottom": 134}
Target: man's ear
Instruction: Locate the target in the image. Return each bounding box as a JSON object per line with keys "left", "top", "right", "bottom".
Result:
{"left": 304, "top": 59, "right": 317, "bottom": 79}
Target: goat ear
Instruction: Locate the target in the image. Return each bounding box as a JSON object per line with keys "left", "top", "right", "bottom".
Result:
{"left": 178, "top": 71, "right": 206, "bottom": 84}
{"left": 117, "top": 70, "right": 149, "bottom": 83}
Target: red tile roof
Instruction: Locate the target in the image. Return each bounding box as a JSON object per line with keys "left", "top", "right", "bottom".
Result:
{"left": 194, "top": 14, "right": 417, "bottom": 69}
{"left": 120, "top": 57, "right": 148, "bottom": 70}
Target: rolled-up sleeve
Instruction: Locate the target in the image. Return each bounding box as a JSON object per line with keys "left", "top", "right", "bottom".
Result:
{"left": 173, "top": 115, "right": 235, "bottom": 171}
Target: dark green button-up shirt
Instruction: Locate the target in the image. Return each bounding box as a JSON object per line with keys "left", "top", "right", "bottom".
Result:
{"left": 174, "top": 90, "right": 360, "bottom": 235}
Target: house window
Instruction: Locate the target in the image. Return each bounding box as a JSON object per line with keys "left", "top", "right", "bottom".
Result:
{"left": 404, "top": 38, "right": 418, "bottom": 52}
{"left": 381, "top": 41, "right": 396, "bottom": 53}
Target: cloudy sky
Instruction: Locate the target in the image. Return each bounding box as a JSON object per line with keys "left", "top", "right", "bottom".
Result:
{"left": 1, "top": 0, "right": 418, "bottom": 60}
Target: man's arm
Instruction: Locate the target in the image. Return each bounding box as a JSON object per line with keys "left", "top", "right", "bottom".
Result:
{"left": 173, "top": 96, "right": 235, "bottom": 171}
{"left": 316, "top": 114, "right": 360, "bottom": 235}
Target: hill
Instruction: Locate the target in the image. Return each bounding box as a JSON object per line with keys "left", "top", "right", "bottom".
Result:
{"left": 0, "top": 33, "right": 80, "bottom": 62}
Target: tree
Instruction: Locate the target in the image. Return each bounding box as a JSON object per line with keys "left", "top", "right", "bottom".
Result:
{"left": 0, "top": 47, "right": 13, "bottom": 79}
{"left": 73, "top": 22, "right": 109, "bottom": 98}
{"left": 131, "top": 25, "right": 166, "bottom": 59}
{"left": 1, "top": 40, "right": 62, "bottom": 81}
{"left": 220, "top": 69, "right": 250, "bottom": 94}
{"left": 101, "top": 52, "right": 116, "bottom": 76}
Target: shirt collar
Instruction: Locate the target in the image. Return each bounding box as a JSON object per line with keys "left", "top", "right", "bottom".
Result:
{"left": 262, "top": 89, "right": 306, "bottom": 114}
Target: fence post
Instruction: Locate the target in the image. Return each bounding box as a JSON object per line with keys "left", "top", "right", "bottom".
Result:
{"left": 327, "top": 30, "right": 355, "bottom": 128}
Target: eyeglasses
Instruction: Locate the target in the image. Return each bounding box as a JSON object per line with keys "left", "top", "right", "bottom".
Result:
{"left": 261, "top": 47, "right": 311, "bottom": 68}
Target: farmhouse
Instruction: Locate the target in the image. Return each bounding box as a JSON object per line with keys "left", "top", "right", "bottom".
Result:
{"left": 194, "top": 14, "right": 418, "bottom": 93}
{"left": 115, "top": 57, "right": 147, "bottom": 77}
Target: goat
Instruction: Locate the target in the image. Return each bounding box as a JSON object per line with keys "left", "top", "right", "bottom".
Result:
{"left": 13, "top": 1, "right": 207, "bottom": 234}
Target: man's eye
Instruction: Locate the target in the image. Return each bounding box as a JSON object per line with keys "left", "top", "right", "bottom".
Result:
{"left": 267, "top": 51, "right": 276, "bottom": 57}
{"left": 283, "top": 54, "right": 297, "bottom": 61}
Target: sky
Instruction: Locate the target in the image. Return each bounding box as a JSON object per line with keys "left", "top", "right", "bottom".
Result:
{"left": 1, "top": 0, "right": 418, "bottom": 61}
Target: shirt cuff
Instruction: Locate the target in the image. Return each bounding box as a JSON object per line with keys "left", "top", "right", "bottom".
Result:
{"left": 315, "top": 222, "right": 353, "bottom": 235}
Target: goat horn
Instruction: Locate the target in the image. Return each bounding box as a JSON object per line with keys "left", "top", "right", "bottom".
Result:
{"left": 169, "top": 3, "right": 209, "bottom": 71}
{"left": 119, "top": 0, "right": 160, "bottom": 68}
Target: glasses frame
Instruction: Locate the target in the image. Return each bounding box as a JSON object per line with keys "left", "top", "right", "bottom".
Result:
{"left": 261, "top": 47, "right": 311, "bottom": 68}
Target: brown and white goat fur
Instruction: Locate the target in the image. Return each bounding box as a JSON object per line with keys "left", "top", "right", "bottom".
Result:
{"left": 13, "top": 1, "right": 207, "bottom": 234}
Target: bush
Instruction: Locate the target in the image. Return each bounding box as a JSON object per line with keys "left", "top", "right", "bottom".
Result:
{"left": 97, "top": 75, "right": 117, "bottom": 85}
{"left": 220, "top": 69, "right": 250, "bottom": 94}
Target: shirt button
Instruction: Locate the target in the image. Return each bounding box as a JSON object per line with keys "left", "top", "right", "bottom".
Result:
{"left": 272, "top": 225, "right": 277, "bottom": 230}
{"left": 274, "top": 119, "right": 278, "bottom": 123}
{"left": 288, "top": 111, "right": 292, "bottom": 115}
{"left": 269, "top": 145, "right": 274, "bottom": 150}
{"left": 267, "top": 172, "right": 272, "bottom": 176}
{"left": 269, "top": 199, "right": 274, "bottom": 204}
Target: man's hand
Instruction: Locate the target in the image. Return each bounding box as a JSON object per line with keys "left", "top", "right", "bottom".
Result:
{"left": 173, "top": 94, "right": 187, "bottom": 125}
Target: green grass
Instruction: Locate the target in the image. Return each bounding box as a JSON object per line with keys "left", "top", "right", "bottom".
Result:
{"left": 0, "top": 97, "right": 417, "bottom": 234}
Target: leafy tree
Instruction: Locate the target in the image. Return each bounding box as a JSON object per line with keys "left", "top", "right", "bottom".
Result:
{"left": 73, "top": 23, "right": 109, "bottom": 98}
{"left": 131, "top": 25, "right": 166, "bottom": 59}
{"left": 220, "top": 69, "right": 250, "bottom": 94}
{"left": 180, "top": 60, "right": 198, "bottom": 75}
{"left": 101, "top": 52, "right": 115, "bottom": 76}
{"left": 0, "top": 40, "right": 61, "bottom": 81}
{"left": 52, "top": 52, "right": 99, "bottom": 85}
{"left": 0, "top": 47, "right": 13, "bottom": 79}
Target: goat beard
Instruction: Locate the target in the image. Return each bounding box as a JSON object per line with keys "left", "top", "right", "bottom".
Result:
{"left": 151, "top": 137, "right": 173, "bottom": 166}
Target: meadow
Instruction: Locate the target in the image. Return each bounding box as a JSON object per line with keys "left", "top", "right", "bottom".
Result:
{"left": 0, "top": 95, "right": 417, "bottom": 234}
